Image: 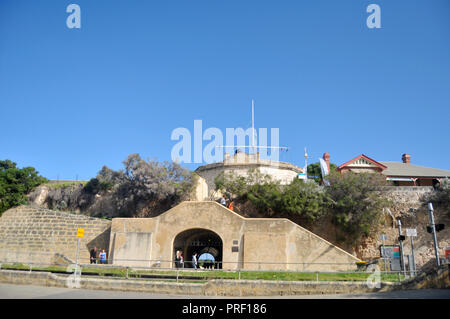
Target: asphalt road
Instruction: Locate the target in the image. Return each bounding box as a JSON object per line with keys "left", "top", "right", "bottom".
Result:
{"left": 0, "top": 283, "right": 449, "bottom": 299}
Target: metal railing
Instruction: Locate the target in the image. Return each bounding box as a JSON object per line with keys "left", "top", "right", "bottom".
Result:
{"left": 0, "top": 250, "right": 424, "bottom": 284}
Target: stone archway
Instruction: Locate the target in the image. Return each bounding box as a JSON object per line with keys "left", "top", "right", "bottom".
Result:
{"left": 173, "top": 228, "right": 223, "bottom": 269}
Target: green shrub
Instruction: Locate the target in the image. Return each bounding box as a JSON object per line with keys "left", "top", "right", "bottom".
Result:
{"left": 326, "top": 171, "right": 390, "bottom": 244}
{"left": 0, "top": 160, "right": 47, "bottom": 215}
{"left": 216, "top": 169, "right": 390, "bottom": 245}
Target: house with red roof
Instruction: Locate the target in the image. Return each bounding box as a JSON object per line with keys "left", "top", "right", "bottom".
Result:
{"left": 336, "top": 153, "right": 450, "bottom": 187}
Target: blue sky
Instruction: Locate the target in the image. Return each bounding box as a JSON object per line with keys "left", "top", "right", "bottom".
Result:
{"left": 0, "top": 0, "right": 449, "bottom": 180}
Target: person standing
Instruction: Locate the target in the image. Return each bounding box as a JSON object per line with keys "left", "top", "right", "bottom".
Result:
{"left": 192, "top": 252, "right": 198, "bottom": 270}
{"left": 175, "top": 250, "right": 182, "bottom": 268}
{"left": 99, "top": 249, "right": 107, "bottom": 264}
{"left": 228, "top": 200, "right": 234, "bottom": 211}
{"left": 220, "top": 195, "right": 227, "bottom": 206}
{"left": 89, "top": 247, "right": 97, "bottom": 264}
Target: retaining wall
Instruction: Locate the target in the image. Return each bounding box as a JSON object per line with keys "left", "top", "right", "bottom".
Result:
{"left": 0, "top": 206, "right": 111, "bottom": 264}
{"left": 0, "top": 269, "right": 395, "bottom": 296}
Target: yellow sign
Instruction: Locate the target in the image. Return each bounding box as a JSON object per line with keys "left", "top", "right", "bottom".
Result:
{"left": 76, "top": 228, "right": 84, "bottom": 238}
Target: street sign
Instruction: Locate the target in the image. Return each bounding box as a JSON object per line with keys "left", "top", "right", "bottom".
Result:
{"left": 406, "top": 228, "right": 417, "bottom": 237}
{"left": 76, "top": 228, "right": 85, "bottom": 238}
{"left": 379, "top": 234, "right": 387, "bottom": 241}
{"left": 381, "top": 245, "right": 401, "bottom": 271}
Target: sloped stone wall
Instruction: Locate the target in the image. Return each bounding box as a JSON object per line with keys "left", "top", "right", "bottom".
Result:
{"left": 0, "top": 205, "right": 111, "bottom": 264}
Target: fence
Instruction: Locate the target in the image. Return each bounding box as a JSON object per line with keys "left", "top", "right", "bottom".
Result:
{"left": 0, "top": 249, "right": 425, "bottom": 284}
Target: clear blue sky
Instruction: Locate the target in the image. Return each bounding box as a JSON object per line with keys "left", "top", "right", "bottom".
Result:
{"left": 1, "top": 0, "right": 449, "bottom": 180}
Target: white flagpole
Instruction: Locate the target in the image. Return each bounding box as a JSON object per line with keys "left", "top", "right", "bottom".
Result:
{"left": 252, "top": 99, "right": 255, "bottom": 154}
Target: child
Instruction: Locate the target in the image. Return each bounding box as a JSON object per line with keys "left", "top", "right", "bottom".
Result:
{"left": 99, "top": 249, "right": 107, "bottom": 264}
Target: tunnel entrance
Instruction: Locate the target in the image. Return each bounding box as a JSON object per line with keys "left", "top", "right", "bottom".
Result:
{"left": 173, "top": 228, "right": 223, "bottom": 269}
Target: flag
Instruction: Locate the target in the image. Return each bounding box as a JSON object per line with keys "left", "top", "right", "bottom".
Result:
{"left": 319, "top": 158, "right": 330, "bottom": 186}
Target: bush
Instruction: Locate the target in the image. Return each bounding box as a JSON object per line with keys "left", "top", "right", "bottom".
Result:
{"left": 0, "top": 160, "right": 47, "bottom": 215}
{"left": 216, "top": 169, "right": 391, "bottom": 245}
{"left": 279, "top": 178, "right": 327, "bottom": 222}
{"left": 215, "top": 169, "right": 327, "bottom": 223}
{"left": 423, "top": 178, "right": 450, "bottom": 215}
{"left": 98, "top": 154, "right": 194, "bottom": 217}
{"left": 325, "top": 171, "right": 390, "bottom": 244}
{"left": 83, "top": 177, "right": 113, "bottom": 194}
{"left": 307, "top": 162, "right": 338, "bottom": 183}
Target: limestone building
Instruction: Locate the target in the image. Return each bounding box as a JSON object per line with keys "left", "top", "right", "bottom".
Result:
{"left": 337, "top": 153, "right": 450, "bottom": 187}
{"left": 194, "top": 151, "right": 304, "bottom": 200}
{"left": 108, "top": 201, "right": 360, "bottom": 271}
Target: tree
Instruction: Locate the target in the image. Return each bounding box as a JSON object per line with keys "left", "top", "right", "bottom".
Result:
{"left": 307, "top": 162, "right": 338, "bottom": 183}
{"left": 86, "top": 154, "right": 194, "bottom": 217}
{"left": 325, "top": 171, "right": 390, "bottom": 244}
{"left": 279, "top": 178, "right": 327, "bottom": 222}
{"left": 0, "top": 160, "right": 47, "bottom": 215}
{"left": 214, "top": 168, "right": 391, "bottom": 245}
{"left": 215, "top": 170, "right": 328, "bottom": 223}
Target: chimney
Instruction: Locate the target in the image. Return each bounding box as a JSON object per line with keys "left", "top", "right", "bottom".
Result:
{"left": 323, "top": 152, "right": 330, "bottom": 172}
{"left": 402, "top": 153, "right": 411, "bottom": 164}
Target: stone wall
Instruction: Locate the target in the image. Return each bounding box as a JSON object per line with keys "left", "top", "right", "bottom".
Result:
{"left": 110, "top": 201, "right": 360, "bottom": 271}
{"left": 357, "top": 187, "right": 449, "bottom": 268}
{"left": 0, "top": 269, "right": 395, "bottom": 296}
{"left": 0, "top": 205, "right": 111, "bottom": 264}
{"left": 195, "top": 153, "right": 302, "bottom": 200}
{"left": 1, "top": 186, "right": 447, "bottom": 271}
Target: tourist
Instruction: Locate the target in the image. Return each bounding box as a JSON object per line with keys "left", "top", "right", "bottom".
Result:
{"left": 220, "top": 195, "right": 227, "bottom": 206}
{"left": 89, "top": 247, "right": 97, "bottom": 264}
{"left": 192, "top": 252, "right": 198, "bottom": 269}
{"left": 228, "top": 200, "right": 234, "bottom": 211}
{"left": 99, "top": 249, "right": 107, "bottom": 264}
{"left": 175, "top": 250, "right": 182, "bottom": 268}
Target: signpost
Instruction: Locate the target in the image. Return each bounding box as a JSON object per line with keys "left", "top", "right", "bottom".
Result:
{"left": 381, "top": 245, "right": 401, "bottom": 271}
{"left": 406, "top": 228, "right": 417, "bottom": 276}
{"left": 397, "top": 218, "right": 407, "bottom": 277}
{"left": 75, "top": 228, "right": 84, "bottom": 265}
{"left": 379, "top": 234, "right": 387, "bottom": 271}
{"left": 427, "top": 203, "right": 440, "bottom": 267}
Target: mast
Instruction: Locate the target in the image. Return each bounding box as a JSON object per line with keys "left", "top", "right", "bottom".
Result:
{"left": 252, "top": 99, "right": 255, "bottom": 153}
{"left": 215, "top": 99, "right": 288, "bottom": 155}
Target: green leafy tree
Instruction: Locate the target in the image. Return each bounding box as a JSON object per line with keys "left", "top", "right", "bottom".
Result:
{"left": 83, "top": 166, "right": 119, "bottom": 194}
{"left": 307, "top": 162, "right": 338, "bottom": 183}
{"left": 325, "top": 171, "right": 390, "bottom": 244}
{"left": 279, "top": 178, "right": 328, "bottom": 222}
{"left": 215, "top": 170, "right": 327, "bottom": 223}
{"left": 214, "top": 169, "right": 272, "bottom": 198}
{"left": 0, "top": 160, "right": 47, "bottom": 215}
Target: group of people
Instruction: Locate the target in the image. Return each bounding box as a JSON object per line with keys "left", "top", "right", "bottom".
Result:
{"left": 219, "top": 195, "right": 234, "bottom": 211}
{"left": 89, "top": 247, "right": 107, "bottom": 264}
{"left": 174, "top": 250, "right": 199, "bottom": 269}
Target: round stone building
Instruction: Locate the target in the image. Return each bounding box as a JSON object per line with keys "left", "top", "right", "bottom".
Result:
{"left": 193, "top": 151, "right": 304, "bottom": 200}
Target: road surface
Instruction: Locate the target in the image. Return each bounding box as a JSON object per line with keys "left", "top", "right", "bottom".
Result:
{"left": 0, "top": 283, "right": 449, "bottom": 299}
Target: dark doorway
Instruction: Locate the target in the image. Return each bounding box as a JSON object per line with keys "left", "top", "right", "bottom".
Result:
{"left": 173, "top": 228, "right": 223, "bottom": 269}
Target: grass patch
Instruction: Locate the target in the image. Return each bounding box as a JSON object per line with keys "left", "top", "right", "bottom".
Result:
{"left": 0, "top": 264, "right": 404, "bottom": 282}
{"left": 44, "top": 181, "right": 88, "bottom": 189}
